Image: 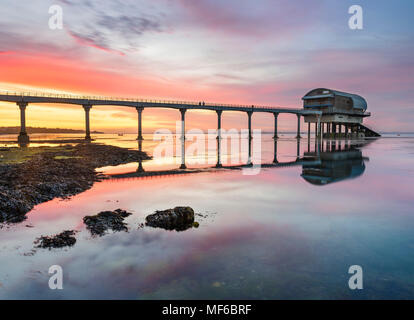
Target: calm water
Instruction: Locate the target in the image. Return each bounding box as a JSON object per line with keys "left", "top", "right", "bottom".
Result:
{"left": 0, "top": 133, "right": 414, "bottom": 299}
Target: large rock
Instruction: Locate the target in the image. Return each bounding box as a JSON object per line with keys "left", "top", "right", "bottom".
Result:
{"left": 83, "top": 209, "right": 132, "bottom": 236}
{"left": 145, "top": 206, "right": 195, "bottom": 231}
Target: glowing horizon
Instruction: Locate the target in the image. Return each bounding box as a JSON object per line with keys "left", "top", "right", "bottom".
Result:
{"left": 1, "top": 0, "right": 413, "bottom": 132}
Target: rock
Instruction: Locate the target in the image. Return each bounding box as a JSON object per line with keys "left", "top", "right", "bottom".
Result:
{"left": 83, "top": 209, "right": 132, "bottom": 236}
{"left": 34, "top": 230, "right": 77, "bottom": 249}
{"left": 145, "top": 206, "right": 195, "bottom": 231}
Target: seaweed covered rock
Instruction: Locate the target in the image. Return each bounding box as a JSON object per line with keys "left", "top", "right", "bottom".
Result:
{"left": 145, "top": 206, "right": 195, "bottom": 231}
{"left": 34, "top": 230, "right": 77, "bottom": 249}
{"left": 83, "top": 209, "right": 132, "bottom": 236}
{"left": 0, "top": 143, "right": 150, "bottom": 225}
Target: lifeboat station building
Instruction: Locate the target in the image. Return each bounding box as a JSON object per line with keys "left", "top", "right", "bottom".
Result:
{"left": 302, "top": 88, "right": 380, "bottom": 138}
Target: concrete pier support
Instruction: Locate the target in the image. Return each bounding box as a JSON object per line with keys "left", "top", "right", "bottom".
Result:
{"left": 17, "top": 102, "right": 29, "bottom": 145}
{"left": 316, "top": 115, "right": 321, "bottom": 139}
{"left": 247, "top": 111, "right": 253, "bottom": 140}
{"left": 179, "top": 108, "right": 187, "bottom": 169}
{"left": 136, "top": 107, "right": 144, "bottom": 140}
{"left": 273, "top": 113, "right": 279, "bottom": 139}
{"left": 83, "top": 105, "right": 92, "bottom": 141}
{"left": 216, "top": 110, "right": 223, "bottom": 168}
{"left": 296, "top": 114, "right": 301, "bottom": 139}
{"left": 247, "top": 135, "right": 252, "bottom": 166}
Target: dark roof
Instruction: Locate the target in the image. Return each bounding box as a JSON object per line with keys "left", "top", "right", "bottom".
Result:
{"left": 302, "top": 88, "right": 367, "bottom": 111}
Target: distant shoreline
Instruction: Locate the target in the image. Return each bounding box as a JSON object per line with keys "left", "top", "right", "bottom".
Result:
{"left": 0, "top": 127, "right": 104, "bottom": 134}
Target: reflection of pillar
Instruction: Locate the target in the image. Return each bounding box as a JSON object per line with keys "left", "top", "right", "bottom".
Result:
{"left": 273, "top": 139, "right": 278, "bottom": 163}
{"left": 296, "top": 114, "right": 301, "bottom": 139}
{"left": 296, "top": 138, "right": 300, "bottom": 160}
{"left": 17, "top": 102, "right": 29, "bottom": 145}
{"left": 136, "top": 107, "right": 144, "bottom": 141}
{"left": 216, "top": 110, "right": 222, "bottom": 168}
{"left": 83, "top": 105, "right": 92, "bottom": 141}
{"left": 137, "top": 140, "right": 144, "bottom": 173}
{"left": 247, "top": 111, "right": 253, "bottom": 140}
{"left": 179, "top": 109, "right": 186, "bottom": 169}
{"left": 273, "top": 113, "right": 279, "bottom": 139}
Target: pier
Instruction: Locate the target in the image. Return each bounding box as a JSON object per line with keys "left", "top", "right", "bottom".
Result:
{"left": 0, "top": 92, "right": 322, "bottom": 145}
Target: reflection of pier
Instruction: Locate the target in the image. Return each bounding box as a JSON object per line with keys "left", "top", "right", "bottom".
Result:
{"left": 109, "top": 136, "right": 371, "bottom": 185}
{"left": 110, "top": 137, "right": 321, "bottom": 180}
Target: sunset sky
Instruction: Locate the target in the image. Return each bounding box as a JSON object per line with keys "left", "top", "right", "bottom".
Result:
{"left": 0, "top": 0, "right": 413, "bottom": 133}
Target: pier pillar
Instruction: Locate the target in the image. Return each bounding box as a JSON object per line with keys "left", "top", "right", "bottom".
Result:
{"left": 273, "top": 113, "right": 279, "bottom": 139}
{"left": 247, "top": 134, "right": 252, "bottom": 166}
{"left": 83, "top": 105, "right": 92, "bottom": 141}
{"left": 317, "top": 115, "right": 321, "bottom": 139}
{"left": 17, "top": 102, "right": 29, "bottom": 145}
{"left": 247, "top": 111, "right": 253, "bottom": 140}
{"left": 179, "top": 108, "right": 187, "bottom": 169}
{"left": 216, "top": 110, "right": 223, "bottom": 168}
{"left": 136, "top": 107, "right": 144, "bottom": 141}
{"left": 296, "top": 114, "right": 301, "bottom": 139}
{"left": 216, "top": 110, "right": 222, "bottom": 139}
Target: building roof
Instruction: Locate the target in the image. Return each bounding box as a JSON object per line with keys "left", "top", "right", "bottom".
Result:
{"left": 302, "top": 88, "right": 367, "bottom": 111}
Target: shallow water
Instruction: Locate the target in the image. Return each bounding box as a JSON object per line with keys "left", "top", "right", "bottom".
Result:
{"left": 0, "top": 133, "right": 414, "bottom": 299}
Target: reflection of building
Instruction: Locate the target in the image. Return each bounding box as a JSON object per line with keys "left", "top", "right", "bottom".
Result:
{"left": 302, "top": 88, "right": 380, "bottom": 138}
{"left": 301, "top": 144, "right": 367, "bottom": 185}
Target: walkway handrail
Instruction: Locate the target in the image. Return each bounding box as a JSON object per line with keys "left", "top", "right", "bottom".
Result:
{"left": 0, "top": 90, "right": 295, "bottom": 111}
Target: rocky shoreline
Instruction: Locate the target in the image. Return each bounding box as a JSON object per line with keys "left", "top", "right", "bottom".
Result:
{"left": 0, "top": 143, "right": 151, "bottom": 224}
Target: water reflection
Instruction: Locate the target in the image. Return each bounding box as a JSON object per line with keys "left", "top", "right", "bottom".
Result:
{"left": 301, "top": 140, "right": 369, "bottom": 185}
{"left": 2, "top": 134, "right": 414, "bottom": 299}
{"left": 130, "top": 136, "right": 369, "bottom": 187}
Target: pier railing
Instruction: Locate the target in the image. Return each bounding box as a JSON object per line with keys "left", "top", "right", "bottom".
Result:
{"left": 0, "top": 90, "right": 288, "bottom": 111}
